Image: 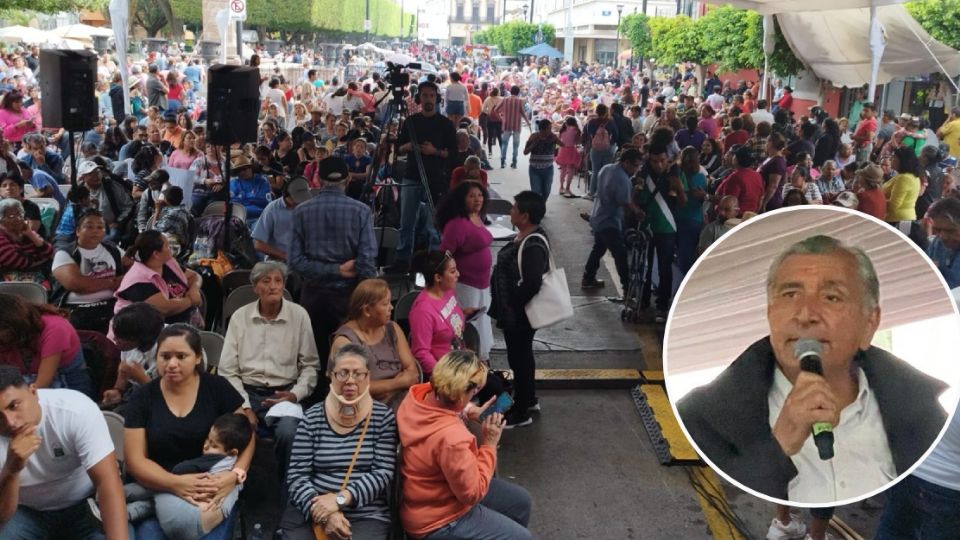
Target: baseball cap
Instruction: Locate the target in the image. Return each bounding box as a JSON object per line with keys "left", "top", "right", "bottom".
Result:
{"left": 317, "top": 157, "right": 349, "bottom": 183}
{"left": 285, "top": 177, "right": 312, "bottom": 204}
{"left": 77, "top": 160, "right": 100, "bottom": 176}
{"left": 833, "top": 191, "right": 859, "bottom": 209}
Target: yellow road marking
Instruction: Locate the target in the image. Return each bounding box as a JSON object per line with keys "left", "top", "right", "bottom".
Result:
{"left": 690, "top": 467, "right": 747, "bottom": 540}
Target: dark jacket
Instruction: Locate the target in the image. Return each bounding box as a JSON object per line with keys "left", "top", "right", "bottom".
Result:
{"left": 677, "top": 337, "right": 947, "bottom": 501}
{"left": 489, "top": 227, "right": 549, "bottom": 331}
{"left": 611, "top": 112, "right": 635, "bottom": 148}
{"left": 109, "top": 84, "right": 126, "bottom": 124}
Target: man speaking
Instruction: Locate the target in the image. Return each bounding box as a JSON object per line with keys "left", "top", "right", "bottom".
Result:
{"left": 677, "top": 235, "right": 948, "bottom": 504}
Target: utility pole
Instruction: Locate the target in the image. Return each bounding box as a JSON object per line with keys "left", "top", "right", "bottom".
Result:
{"left": 365, "top": 0, "right": 371, "bottom": 42}
{"left": 615, "top": 4, "right": 623, "bottom": 69}
{"left": 529, "top": 0, "right": 535, "bottom": 23}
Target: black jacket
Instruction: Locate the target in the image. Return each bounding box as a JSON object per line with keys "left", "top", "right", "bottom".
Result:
{"left": 677, "top": 337, "right": 947, "bottom": 501}
{"left": 612, "top": 112, "right": 635, "bottom": 148}
{"left": 489, "top": 228, "right": 549, "bottom": 331}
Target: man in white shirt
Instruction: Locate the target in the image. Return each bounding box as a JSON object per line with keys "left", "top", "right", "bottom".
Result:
{"left": 678, "top": 235, "right": 948, "bottom": 504}
{"left": 705, "top": 86, "right": 726, "bottom": 114}
{"left": 218, "top": 261, "right": 319, "bottom": 480}
{"left": 0, "top": 366, "right": 127, "bottom": 538}
{"left": 751, "top": 99, "right": 775, "bottom": 126}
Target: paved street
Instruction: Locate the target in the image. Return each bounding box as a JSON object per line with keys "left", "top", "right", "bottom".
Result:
{"left": 243, "top": 129, "right": 887, "bottom": 539}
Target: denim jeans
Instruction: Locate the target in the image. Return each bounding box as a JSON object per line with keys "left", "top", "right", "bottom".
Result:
{"left": 589, "top": 148, "right": 615, "bottom": 196}
{"left": 500, "top": 130, "right": 521, "bottom": 166}
{"left": 676, "top": 218, "right": 703, "bottom": 277}
{"left": 875, "top": 475, "right": 960, "bottom": 539}
{"left": 133, "top": 504, "right": 238, "bottom": 540}
{"left": 641, "top": 232, "right": 676, "bottom": 312}
{"left": 425, "top": 478, "right": 533, "bottom": 540}
{"left": 528, "top": 166, "right": 554, "bottom": 202}
{"left": 584, "top": 227, "right": 630, "bottom": 292}
{"left": 0, "top": 501, "right": 105, "bottom": 540}
{"left": 397, "top": 177, "right": 440, "bottom": 263}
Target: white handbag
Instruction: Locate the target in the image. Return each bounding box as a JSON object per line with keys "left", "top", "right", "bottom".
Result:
{"left": 518, "top": 233, "right": 574, "bottom": 329}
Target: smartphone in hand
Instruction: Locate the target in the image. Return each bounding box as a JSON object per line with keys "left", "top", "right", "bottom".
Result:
{"left": 479, "top": 392, "right": 514, "bottom": 421}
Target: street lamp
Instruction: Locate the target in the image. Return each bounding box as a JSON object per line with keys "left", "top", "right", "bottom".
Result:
{"left": 523, "top": 4, "right": 529, "bottom": 22}
{"left": 615, "top": 4, "right": 623, "bottom": 69}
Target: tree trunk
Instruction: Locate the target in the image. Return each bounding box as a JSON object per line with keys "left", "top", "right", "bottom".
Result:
{"left": 156, "top": 0, "right": 183, "bottom": 41}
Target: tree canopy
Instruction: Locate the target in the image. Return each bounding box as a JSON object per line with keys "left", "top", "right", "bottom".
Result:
{"left": 473, "top": 21, "right": 556, "bottom": 56}
{"left": 621, "top": 6, "right": 802, "bottom": 76}
{"left": 906, "top": 0, "right": 960, "bottom": 50}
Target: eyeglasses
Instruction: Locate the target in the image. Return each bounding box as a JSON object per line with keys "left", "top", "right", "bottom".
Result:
{"left": 332, "top": 370, "right": 369, "bottom": 382}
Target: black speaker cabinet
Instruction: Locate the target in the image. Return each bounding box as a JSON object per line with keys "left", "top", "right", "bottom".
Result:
{"left": 206, "top": 65, "right": 260, "bottom": 145}
{"left": 39, "top": 49, "right": 97, "bottom": 132}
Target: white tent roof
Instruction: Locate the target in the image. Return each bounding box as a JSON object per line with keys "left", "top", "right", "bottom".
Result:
{"left": 720, "top": 0, "right": 960, "bottom": 87}
{"left": 722, "top": 0, "right": 902, "bottom": 15}
{"left": 50, "top": 23, "right": 114, "bottom": 39}
{"left": 777, "top": 4, "right": 960, "bottom": 87}
{"left": 0, "top": 25, "right": 51, "bottom": 44}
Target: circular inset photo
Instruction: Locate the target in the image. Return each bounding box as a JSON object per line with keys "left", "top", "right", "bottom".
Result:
{"left": 664, "top": 206, "right": 960, "bottom": 507}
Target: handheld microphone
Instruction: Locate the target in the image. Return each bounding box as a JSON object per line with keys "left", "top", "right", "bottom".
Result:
{"left": 794, "top": 338, "right": 834, "bottom": 460}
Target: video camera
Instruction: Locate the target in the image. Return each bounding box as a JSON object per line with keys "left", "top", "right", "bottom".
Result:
{"left": 385, "top": 61, "right": 421, "bottom": 99}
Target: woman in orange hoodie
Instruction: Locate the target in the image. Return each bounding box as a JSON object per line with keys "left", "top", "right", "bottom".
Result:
{"left": 396, "top": 350, "right": 533, "bottom": 539}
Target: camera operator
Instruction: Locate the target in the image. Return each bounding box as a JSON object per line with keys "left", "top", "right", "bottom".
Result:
{"left": 390, "top": 80, "right": 456, "bottom": 271}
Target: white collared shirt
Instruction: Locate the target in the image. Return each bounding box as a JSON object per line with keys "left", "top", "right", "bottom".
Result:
{"left": 219, "top": 299, "right": 321, "bottom": 409}
{"left": 768, "top": 366, "right": 897, "bottom": 504}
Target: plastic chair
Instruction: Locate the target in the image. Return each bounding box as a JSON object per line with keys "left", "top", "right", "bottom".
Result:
{"left": 463, "top": 323, "right": 480, "bottom": 354}
{"left": 200, "top": 331, "right": 225, "bottom": 374}
{"left": 202, "top": 202, "right": 247, "bottom": 222}
{"left": 485, "top": 198, "right": 513, "bottom": 217}
{"left": 220, "top": 269, "right": 252, "bottom": 299}
{"left": 0, "top": 281, "right": 48, "bottom": 304}
{"left": 102, "top": 411, "right": 125, "bottom": 471}
{"left": 392, "top": 290, "right": 420, "bottom": 337}
{"left": 222, "top": 285, "right": 292, "bottom": 329}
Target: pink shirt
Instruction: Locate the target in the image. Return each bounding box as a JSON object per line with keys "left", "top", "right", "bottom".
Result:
{"left": 408, "top": 289, "right": 465, "bottom": 375}
{"left": 439, "top": 217, "right": 493, "bottom": 289}
{"left": 167, "top": 149, "right": 200, "bottom": 170}
{"left": 0, "top": 314, "right": 81, "bottom": 374}
{"left": 0, "top": 107, "right": 37, "bottom": 143}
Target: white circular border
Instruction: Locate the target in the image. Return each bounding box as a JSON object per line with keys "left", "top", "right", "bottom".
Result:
{"left": 662, "top": 204, "right": 960, "bottom": 508}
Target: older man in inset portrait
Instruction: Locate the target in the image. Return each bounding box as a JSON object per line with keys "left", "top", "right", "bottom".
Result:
{"left": 677, "top": 235, "right": 948, "bottom": 504}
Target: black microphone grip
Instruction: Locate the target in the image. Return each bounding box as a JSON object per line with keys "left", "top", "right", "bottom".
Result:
{"left": 799, "top": 355, "right": 835, "bottom": 460}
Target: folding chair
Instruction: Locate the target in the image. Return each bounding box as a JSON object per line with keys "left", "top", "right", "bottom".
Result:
{"left": 200, "top": 331, "right": 225, "bottom": 374}
{"left": 0, "top": 281, "right": 48, "bottom": 304}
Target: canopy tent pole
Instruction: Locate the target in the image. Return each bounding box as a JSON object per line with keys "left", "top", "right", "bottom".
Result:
{"left": 868, "top": 6, "right": 885, "bottom": 104}
{"left": 563, "top": 0, "right": 574, "bottom": 65}
{"left": 109, "top": 0, "right": 131, "bottom": 116}
{"left": 761, "top": 15, "right": 775, "bottom": 101}
{"left": 897, "top": 10, "right": 960, "bottom": 97}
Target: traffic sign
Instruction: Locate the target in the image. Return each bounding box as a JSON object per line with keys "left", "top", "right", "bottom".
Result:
{"left": 364, "top": 19, "right": 372, "bottom": 31}
{"left": 229, "top": 0, "right": 246, "bottom": 21}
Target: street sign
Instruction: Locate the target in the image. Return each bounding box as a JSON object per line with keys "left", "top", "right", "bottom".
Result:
{"left": 229, "top": 0, "right": 246, "bottom": 21}
{"left": 364, "top": 19, "right": 372, "bottom": 31}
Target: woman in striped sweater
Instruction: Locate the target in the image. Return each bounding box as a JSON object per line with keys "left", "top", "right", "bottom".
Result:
{"left": 281, "top": 344, "right": 397, "bottom": 540}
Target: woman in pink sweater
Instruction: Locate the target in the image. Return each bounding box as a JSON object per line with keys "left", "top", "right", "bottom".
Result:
{"left": 0, "top": 91, "right": 37, "bottom": 147}
{"left": 407, "top": 250, "right": 479, "bottom": 376}
{"left": 437, "top": 181, "right": 494, "bottom": 360}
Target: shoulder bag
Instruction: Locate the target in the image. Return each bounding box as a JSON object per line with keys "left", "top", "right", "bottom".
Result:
{"left": 517, "top": 233, "right": 573, "bottom": 329}
{"left": 313, "top": 410, "right": 372, "bottom": 540}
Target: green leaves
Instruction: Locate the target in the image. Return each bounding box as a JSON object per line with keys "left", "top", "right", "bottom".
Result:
{"left": 1, "top": 0, "right": 106, "bottom": 14}
{"left": 168, "top": 0, "right": 415, "bottom": 37}
{"left": 620, "top": 13, "right": 651, "bottom": 59}
{"left": 620, "top": 7, "right": 803, "bottom": 77}
{"left": 906, "top": 0, "right": 960, "bottom": 50}
{"left": 472, "top": 21, "right": 555, "bottom": 56}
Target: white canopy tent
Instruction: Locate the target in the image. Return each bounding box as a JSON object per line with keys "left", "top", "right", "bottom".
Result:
{"left": 721, "top": 0, "right": 960, "bottom": 104}
{"left": 50, "top": 23, "right": 114, "bottom": 40}
{"left": 0, "top": 25, "right": 51, "bottom": 44}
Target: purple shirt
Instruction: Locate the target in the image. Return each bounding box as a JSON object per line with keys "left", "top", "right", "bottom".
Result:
{"left": 439, "top": 217, "right": 493, "bottom": 289}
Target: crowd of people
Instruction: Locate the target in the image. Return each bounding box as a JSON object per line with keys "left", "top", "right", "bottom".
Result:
{"left": 0, "top": 37, "right": 959, "bottom": 540}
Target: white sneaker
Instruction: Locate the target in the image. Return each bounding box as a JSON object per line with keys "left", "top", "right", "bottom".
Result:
{"left": 767, "top": 517, "right": 806, "bottom": 540}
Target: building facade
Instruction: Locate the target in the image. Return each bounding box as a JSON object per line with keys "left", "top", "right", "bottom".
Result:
{"left": 542, "top": 0, "right": 696, "bottom": 66}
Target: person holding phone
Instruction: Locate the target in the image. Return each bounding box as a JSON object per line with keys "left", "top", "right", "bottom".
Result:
{"left": 396, "top": 350, "right": 533, "bottom": 540}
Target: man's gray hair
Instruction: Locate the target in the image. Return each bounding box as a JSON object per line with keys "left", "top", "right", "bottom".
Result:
{"left": 21, "top": 132, "right": 45, "bottom": 147}
{"left": 927, "top": 197, "right": 960, "bottom": 226}
{"left": 250, "top": 261, "right": 288, "bottom": 284}
{"left": 766, "top": 235, "right": 880, "bottom": 311}
{"left": 328, "top": 343, "right": 372, "bottom": 375}
{"left": 0, "top": 198, "right": 25, "bottom": 217}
